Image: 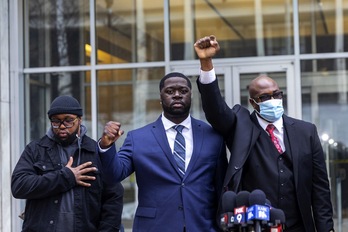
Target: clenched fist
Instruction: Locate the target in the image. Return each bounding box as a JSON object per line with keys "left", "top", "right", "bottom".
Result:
{"left": 99, "top": 121, "right": 124, "bottom": 149}
{"left": 194, "top": 35, "right": 220, "bottom": 59}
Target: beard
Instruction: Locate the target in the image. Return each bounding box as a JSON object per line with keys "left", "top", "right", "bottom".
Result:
{"left": 162, "top": 102, "right": 191, "bottom": 118}
{"left": 53, "top": 127, "right": 79, "bottom": 146}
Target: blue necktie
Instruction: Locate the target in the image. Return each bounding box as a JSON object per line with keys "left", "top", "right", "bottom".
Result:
{"left": 173, "top": 125, "right": 186, "bottom": 175}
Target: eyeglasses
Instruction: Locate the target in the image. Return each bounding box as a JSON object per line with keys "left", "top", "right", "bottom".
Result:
{"left": 255, "top": 91, "right": 283, "bottom": 102}
{"left": 50, "top": 117, "right": 79, "bottom": 129}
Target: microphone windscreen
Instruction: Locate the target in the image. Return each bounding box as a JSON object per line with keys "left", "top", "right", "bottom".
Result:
{"left": 222, "top": 191, "right": 237, "bottom": 212}
{"left": 235, "top": 191, "right": 250, "bottom": 207}
{"left": 265, "top": 198, "right": 272, "bottom": 207}
{"left": 249, "top": 189, "right": 266, "bottom": 205}
{"left": 270, "top": 207, "right": 286, "bottom": 224}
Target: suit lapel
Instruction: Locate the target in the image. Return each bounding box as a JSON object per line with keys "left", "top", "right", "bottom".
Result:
{"left": 183, "top": 118, "right": 202, "bottom": 179}
{"left": 282, "top": 115, "right": 299, "bottom": 187}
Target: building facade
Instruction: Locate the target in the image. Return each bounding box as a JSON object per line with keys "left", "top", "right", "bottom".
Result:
{"left": 1, "top": 0, "right": 347, "bottom": 231}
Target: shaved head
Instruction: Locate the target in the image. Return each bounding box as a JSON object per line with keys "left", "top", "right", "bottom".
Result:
{"left": 248, "top": 75, "right": 279, "bottom": 99}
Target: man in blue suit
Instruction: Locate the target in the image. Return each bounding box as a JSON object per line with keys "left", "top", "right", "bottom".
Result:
{"left": 98, "top": 72, "right": 228, "bottom": 231}
{"left": 194, "top": 35, "right": 334, "bottom": 232}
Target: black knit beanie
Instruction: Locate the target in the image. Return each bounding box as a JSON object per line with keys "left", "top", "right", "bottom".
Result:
{"left": 47, "top": 95, "right": 83, "bottom": 118}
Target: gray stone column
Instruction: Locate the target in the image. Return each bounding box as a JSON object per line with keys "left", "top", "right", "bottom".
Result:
{"left": 0, "top": 0, "right": 13, "bottom": 231}
{"left": 1, "top": 0, "right": 23, "bottom": 231}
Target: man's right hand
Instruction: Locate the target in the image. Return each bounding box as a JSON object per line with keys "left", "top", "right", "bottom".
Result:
{"left": 66, "top": 157, "right": 97, "bottom": 187}
{"left": 99, "top": 121, "right": 124, "bottom": 149}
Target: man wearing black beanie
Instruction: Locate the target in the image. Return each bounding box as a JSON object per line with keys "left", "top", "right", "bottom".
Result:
{"left": 11, "top": 95, "right": 124, "bottom": 232}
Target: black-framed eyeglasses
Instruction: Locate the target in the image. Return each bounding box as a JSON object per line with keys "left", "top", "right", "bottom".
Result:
{"left": 50, "top": 117, "right": 79, "bottom": 129}
{"left": 255, "top": 91, "right": 283, "bottom": 102}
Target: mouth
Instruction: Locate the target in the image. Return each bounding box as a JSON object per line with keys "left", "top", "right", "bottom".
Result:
{"left": 171, "top": 101, "right": 184, "bottom": 107}
{"left": 57, "top": 131, "right": 69, "bottom": 138}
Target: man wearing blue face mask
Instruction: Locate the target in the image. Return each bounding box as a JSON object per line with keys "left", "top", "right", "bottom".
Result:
{"left": 249, "top": 86, "right": 284, "bottom": 123}
{"left": 194, "top": 35, "right": 334, "bottom": 232}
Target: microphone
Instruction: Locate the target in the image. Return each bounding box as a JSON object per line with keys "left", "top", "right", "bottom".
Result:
{"left": 234, "top": 191, "right": 250, "bottom": 232}
{"left": 265, "top": 199, "right": 272, "bottom": 208}
{"left": 220, "top": 191, "right": 237, "bottom": 231}
{"left": 246, "top": 189, "right": 270, "bottom": 232}
{"left": 268, "top": 207, "right": 286, "bottom": 232}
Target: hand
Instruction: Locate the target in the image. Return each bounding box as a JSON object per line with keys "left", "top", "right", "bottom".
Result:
{"left": 194, "top": 35, "right": 220, "bottom": 59}
{"left": 66, "top": 157, "right": 97, "bottom": 187}
{"left": 99, "top": 121, "right": 124, "bottom": 149}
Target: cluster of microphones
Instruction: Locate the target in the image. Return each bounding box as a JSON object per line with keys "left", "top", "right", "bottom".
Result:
{"left": 220, "top": 189, "right": 285, "bottom": 232}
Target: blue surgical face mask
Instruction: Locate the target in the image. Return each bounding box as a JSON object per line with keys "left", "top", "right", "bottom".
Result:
{"left": 253, "top": 99, "right": 284, "bottom": 122}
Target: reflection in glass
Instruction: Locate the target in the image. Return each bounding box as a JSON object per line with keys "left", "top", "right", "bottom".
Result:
{"left": 25, "top": 0, "right": 90, "bottom": 67}
{"left": 95, "top": 0, "right": 165, "bottom": 64}
{"left": 301, "top": 58, "right": 348, "bottom": 223}
{"left": 299, "top": 0, "right": 348, "bottom": 54}
{"left": 170, "top": 0, "right": 294, "bottom": 60}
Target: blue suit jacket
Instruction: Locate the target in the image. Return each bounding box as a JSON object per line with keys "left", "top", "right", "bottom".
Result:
{"left": 100, "top": 116, "right": 227, "bottom": 232}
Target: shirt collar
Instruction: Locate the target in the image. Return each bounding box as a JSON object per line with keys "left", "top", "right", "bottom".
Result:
{"left": 255, "top": 113, "right": 283, "bottom": 132}
{"left": 161, "top": 113, "right": 191, "bottom": 131}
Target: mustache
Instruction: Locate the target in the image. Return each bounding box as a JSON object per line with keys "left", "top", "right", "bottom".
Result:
{"left": 55, "top": 129, "right": 71, "bottom": 134}
{"left": 170, "top": 101, "right": 184, "bottom": 106}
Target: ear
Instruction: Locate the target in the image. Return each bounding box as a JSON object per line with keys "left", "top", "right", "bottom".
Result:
{"left": 78, "top": 117, "right": 82, "bottom": 125}
{"left": 77, "top": 119, "right": 82, "bottom": 135}
{"left": 249, "top": 98, "right": 254, "bottom": 106}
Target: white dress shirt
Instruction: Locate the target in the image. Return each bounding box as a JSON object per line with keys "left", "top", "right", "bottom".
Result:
{"left": 199, "top": 68, "right": 216, "bottom": 84}
{"left": 255, "top": 114, "right": 285, "bottom": 152}
{"left": 161, "top": 113, "right": 193, "bottom": 171}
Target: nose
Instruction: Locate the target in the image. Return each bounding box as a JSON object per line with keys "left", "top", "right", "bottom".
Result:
{"left": 59, "top": 121, "right": 67, "bottom": 128}
{"left": 173, "top": 90, "right": 182, "bottom": 97}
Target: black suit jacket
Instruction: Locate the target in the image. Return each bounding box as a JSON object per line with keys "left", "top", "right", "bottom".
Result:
{"left": 197, "top": 78, "right": 334, "bottom": 232}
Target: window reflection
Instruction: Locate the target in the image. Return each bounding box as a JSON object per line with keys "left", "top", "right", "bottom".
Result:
{"left": 25, "top": 0, "right": 90, "bottom": 68}
{"left": 301, "top": 58, "right": 348, "bottom": 221}
{"left": 95, "top": 0, "right": 165, "bottom": 64}
{"left": 170, "top": 0, "right": 294, "bottom": 60}
{"left": 299, "top": 0, "right": 347, "bottom": 54}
